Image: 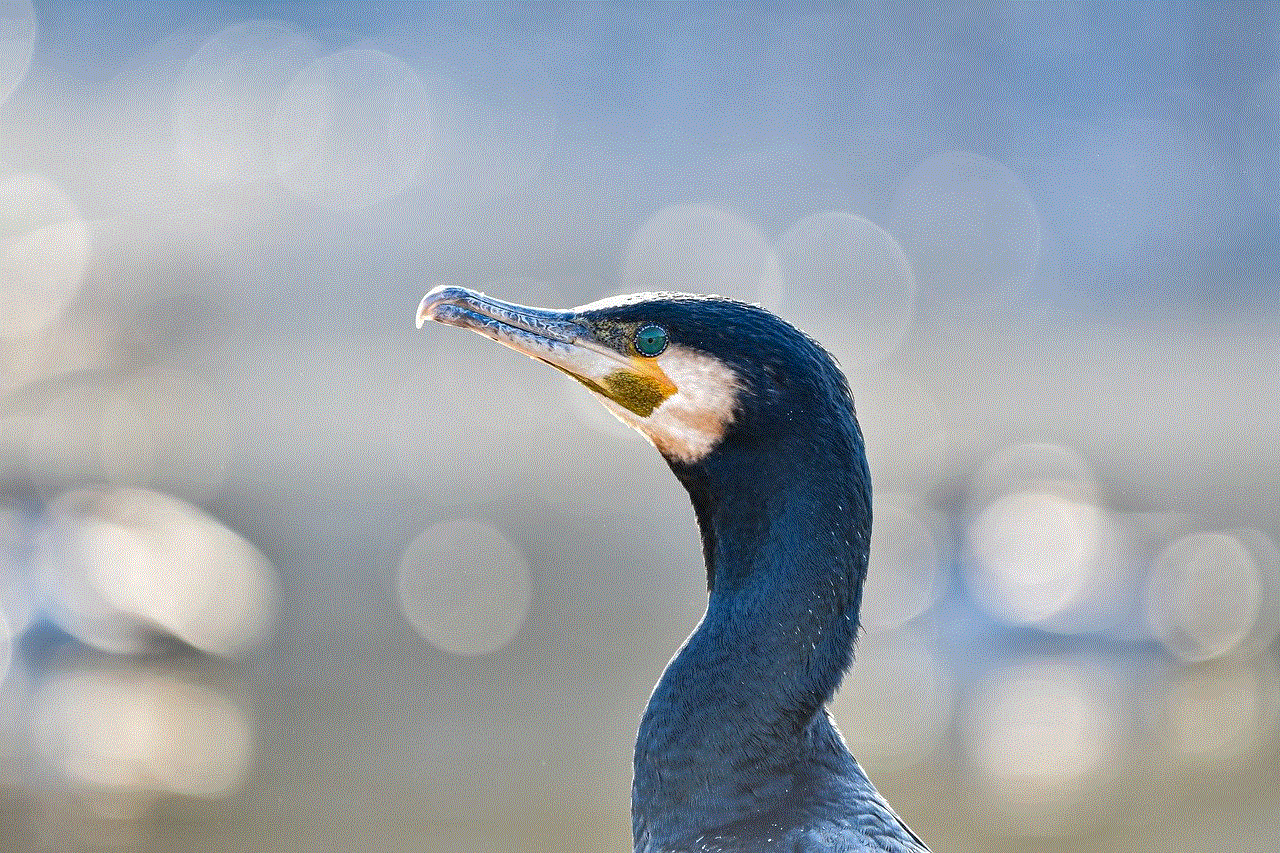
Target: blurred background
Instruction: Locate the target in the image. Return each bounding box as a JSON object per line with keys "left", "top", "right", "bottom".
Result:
{"left": 0, "top": 1, "right": 1276, "bottom": 851}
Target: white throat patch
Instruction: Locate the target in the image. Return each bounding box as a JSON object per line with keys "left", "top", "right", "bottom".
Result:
{"left": 598, "top": 344, "right": 741, "bottom": 464}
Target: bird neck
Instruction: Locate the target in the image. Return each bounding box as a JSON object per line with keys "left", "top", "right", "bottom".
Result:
{"left": 634, "top": 427, "right": 871, "bottom": 849}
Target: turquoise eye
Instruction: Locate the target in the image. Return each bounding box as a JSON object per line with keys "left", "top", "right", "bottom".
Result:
{"left": 634, "top": 324, "right": 668, "bottom": 357}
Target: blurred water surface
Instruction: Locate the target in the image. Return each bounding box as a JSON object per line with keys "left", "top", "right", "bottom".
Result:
{"left": 0, "top": 2, "right": 1277, "bottom": 852}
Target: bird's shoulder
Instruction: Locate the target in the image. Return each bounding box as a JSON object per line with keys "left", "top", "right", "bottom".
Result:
{"left": 664, "top": 818, "right": 929, "bottom": 853}
{"left": 660, "top": 800, "right": 930, "bottom": 853}
{"left": 788, "top": 819, "right": 931, "bottom": 853}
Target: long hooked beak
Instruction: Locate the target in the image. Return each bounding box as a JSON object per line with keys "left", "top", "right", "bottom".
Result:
{"left": 416, "top": 285, "right": 676, "bottom": 417}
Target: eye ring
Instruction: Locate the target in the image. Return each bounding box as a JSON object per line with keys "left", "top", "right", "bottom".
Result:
{"left": 634, "top": 324, "right": 669, "bottom": 357}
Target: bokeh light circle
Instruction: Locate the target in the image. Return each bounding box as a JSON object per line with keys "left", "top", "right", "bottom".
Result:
{"left": 967, "top": 661, "right": 1118, "bottom": 819}
{"left": 174, "top": 21, "right": 322, "bottom": 183}
{"left": 0, "top": 172, "right": 91, "bottom": 339}
{"left": 0, "top": 0, "right": 36, "bottom": 107}
{"left": 774, "top": 211, "right": 916, "bottom": 367}
{"left": 964, "top": 442, "right": 1131, "bottom": 632}
{"left": 36, "top": 488, "right": 278, "bottom": 657}
{"left": 1145, "top": 531, "right": 1262, "bottom": 662}
{"left": 272, "top": 48, "right": 432, "bottom": 211}
{"left": 33, "top": 670, "right": 253, "bottom": 798}
{"left": 966, "top": 491, "right": 1116, "bottom": 628}
{"left": 891, "top": 151, "right": 1040, "bottom": 305}
{"left": 620, "top": 204, "right": 775, "bottom": 303}
{"left": 397, "top": 519, "right": 532, "bottom": 657}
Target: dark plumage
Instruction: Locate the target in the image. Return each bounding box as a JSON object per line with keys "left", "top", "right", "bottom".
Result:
{"left": 418, "top": 287, "right": 929, "bottom": 853}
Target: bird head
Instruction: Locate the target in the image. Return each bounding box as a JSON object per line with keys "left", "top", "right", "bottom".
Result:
{"left": 417, "top": 285, "right": 856, "bottom": 467}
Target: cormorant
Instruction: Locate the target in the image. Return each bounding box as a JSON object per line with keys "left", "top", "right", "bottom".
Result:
{"left": 417, "top": 286, "right": 930, "bottom": 853}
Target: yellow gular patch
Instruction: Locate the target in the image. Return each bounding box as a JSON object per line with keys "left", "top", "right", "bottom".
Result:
{"left": 599, "top": 345, "right": 741, "bottom": 464}
{"left": 599, "top": 356, "right": 678, "bottom": 417}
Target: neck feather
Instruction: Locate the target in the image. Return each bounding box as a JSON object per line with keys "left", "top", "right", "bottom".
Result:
{"left": 633, "top": 421, "right": 871, "bottom": 849}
